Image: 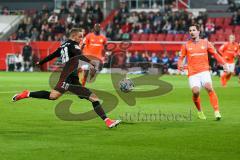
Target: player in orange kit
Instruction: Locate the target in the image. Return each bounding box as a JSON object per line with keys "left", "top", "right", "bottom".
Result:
{"left": 80, "top": 24, "right": 107, "bottom": 86}
{"left": 178, "top": 24, "right": 229, "bottom": 120}
{"left": 219, "top": 34, "right": 240, "bottom": 87}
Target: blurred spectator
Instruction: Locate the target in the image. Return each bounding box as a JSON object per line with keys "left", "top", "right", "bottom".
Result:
{"left": 209, "top": 55, "right": 220, "bottom": 76}
{"left": 144, "top": 23, "right": 152, "bottom": 33}
{"left": 161, "top": 52, "right": 169, "bottom": 65}
{"left": 60, "top": 4, "right": 69, "bottom": 15}
{"left": 129, "top": 52, "right": 138, "bottom": 63}
{"left": 161, "top": 51, "right": 170, "bottom": 73}
{"left": 205, "top": 19, "right": 215, "bottom": 35}
{"left": 231, "top": 11, "right": 240, "bottom": 25}
{"left": 41, "top": 4, "right": 50, "bottom": 14}
{"left": 17, "top": 28, "right": 26, "bottom": 40}
{"left": 228, "top": 0, "right": 238, "bottom": 12}
{"left": 2, "top": 6, "right": 10, "bottom": 15}
{"left": 48, "top": 12, "right": 58, "bottom": 24}
{"left": 11, "top": 2, "right": 104, "bottom": 41}
{"left": 162, "top": 21, "right": 172, "bottom": 33}
{"left": 119, "top": 2, "right": 129, "bottom": 15}
{"left": 105, "top": 2, "right": 214, "bottom": 40}
{"left": 168, "top": 52, "right": 179, "bottom": 75}
{"left": 127, "top": 12, "right": 139, "bottom": 24}
{"left": 151, "top": 53, "right": 160, "bottom": 63}
{"left": 7, "top": 55, "right": 16, "bottom": 71}
{"left": 22, "top": 41, "right": 32, "bottom": 71}
{"left": 31, "top": 28, "right": 39, "bottom": 41}
{"left": 86, "top": 3, "right": 94, "bottom": 15}
{"left": 94, "top": 4, "right": 103, "bottom": 23}
{"left": 15, "top": 54, "right": 23, "bottom": 71}
{"left": 142, "top": 52, "right": 150, "bottom": 62}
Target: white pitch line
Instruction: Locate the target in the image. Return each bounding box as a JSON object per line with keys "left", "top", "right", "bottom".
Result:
{"left": 0, "top": 91, "right": 20, "bottom": 93}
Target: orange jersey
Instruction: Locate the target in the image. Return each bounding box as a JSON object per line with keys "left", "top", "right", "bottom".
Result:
{"left": 178, "top": 39, "right": 225, "bottom": 76}
{"left": 218, "top": 42, "right": 239, "bottom": 63}
{"left": 83, "top": 33, "right": 107, "bottom": 61}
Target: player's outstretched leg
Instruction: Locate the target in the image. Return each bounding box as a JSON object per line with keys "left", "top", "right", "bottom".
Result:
{"left": 67, "top": 83, "right": 121, "bottom": 128}
{"left": 204, "top": 83, "right": 221, "bottom": 121}
{"left": 12, "top": 90, "right": 30, "bottom": 102}
{"left": 192, "top": 87, "right": 206, "bottom": 120}
{"left": 88, "top": 93, "right": 121, "bottom": 128}
{"left": 12, "top": 90, "right": 61, "bottom": 102}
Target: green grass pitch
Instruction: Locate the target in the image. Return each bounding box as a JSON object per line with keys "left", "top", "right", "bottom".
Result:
{"left": 0, "top": 72, "right": 239, "bottom": 160}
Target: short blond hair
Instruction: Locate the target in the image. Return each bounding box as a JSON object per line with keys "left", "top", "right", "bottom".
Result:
{"left": 69, "top": 28, "right": 82, "bottom": 37}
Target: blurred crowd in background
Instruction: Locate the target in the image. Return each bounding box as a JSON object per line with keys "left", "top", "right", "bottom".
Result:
{"left": 5, "top": 1, "right": 103, "bottom": 41}
{"left": 1, "top": 1, "right": 240, "bottom": 75}
{"left": 0, "top": 0, "right": 239, "bottom": 41}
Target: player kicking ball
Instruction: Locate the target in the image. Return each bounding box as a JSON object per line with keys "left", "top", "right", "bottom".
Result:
{"left": 219, "top": 34, "right": 240, "bottom": 87}
{"left": 12, "top": 28, "right": 121, "bottom": 128}
{"left": 178, "top": 24, "right": 229, "bottom": 120}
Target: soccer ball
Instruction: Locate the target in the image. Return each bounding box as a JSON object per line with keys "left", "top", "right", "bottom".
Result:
{"left": 119, "top": 78, "right": 134, "bottom": 93}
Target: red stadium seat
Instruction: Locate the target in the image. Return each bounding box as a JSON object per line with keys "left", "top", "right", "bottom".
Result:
{"left": 209, "top": 34, "right": 217, "bottom": 42}
{"left": 183, "top": 34, "right": 190, "bottom": 41}
{"left": 223, "top": 18, "right": 231, "bottom": 27}
{"left": 215, "top": 18, "right": 224, "bottom": 27}
{"left": 216, "top": 29, "right": 223, "bottom": 34}
{"left": 217, "top": 34, "right": 227, "bottom": 41}
{"left": 234, "top": 26, "right": 240, "bottom": 33}
{"left": 174, "top": 34, "right": 184, "bottom": 41}
{"left": 207, "top": 17, "right": 216, "bottom": 23}
{"left": 139, "top": 34, "right": 149, "bottom": 41}
{"left": 224, "top": 28, "right": 233, "bottom": 35}
{"left": 236, "top": 35, "right": 240, "bottom": 41}
{"left": 157, "top": 34, "right": 166, "bottom": 41}
{"left": 148, "top": 34, "right": 157, "bottom": 41}
{"left": 165, "top": 34, "right": 174, "bottom": 41}
{"left": 131, "top": 34, "right": 141, "bottom": 41}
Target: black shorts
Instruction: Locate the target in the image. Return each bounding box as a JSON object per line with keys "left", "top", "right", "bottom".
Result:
{"left": 54, "top": 75, "right": 92, "bottom": 99}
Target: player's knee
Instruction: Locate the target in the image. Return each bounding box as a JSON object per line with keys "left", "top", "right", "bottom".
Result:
{"left": 192, "top": 87, "right": 200, "bottom": 96}
{"left": 205, "top": 87, "right": 214, "bottom": 93}
{"left": 88, "top": 93, "right": 100, "bottom": 102}
{"left": 49, "top": 91, "right": 61, "bottom": 100}
{"left": 49, "top": 95, "right": 59, "bottom": 100}
{"left": 204, "top": 84, "right": 213, "bottom": 93}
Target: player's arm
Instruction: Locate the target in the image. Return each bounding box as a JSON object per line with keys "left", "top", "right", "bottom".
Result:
{"left": 71, "top": 45, "right": 91, "bottom": 63}
{"left": 177, "top": 44, "right": 187, "bottom": 71}
{"left": 38, "top": 48, "right": 61, "bottom": 65}
{"left": 207, "top": 41, "right": 229, "bottom": 71}
{"left": 71, "top": 44, "right": 96, "bottom": 78}
{"left": 218, "top": 43, "right": 227, "bottom": 56}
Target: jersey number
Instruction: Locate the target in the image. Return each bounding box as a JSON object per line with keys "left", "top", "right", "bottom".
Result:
{"left": 61, "top": 82, "right": 69, "bottom": 90}
{"left": 61, "top": 47, "right": 69, "bottom": 63}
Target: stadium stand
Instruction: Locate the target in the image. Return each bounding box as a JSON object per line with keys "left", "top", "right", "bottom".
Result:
{"left": 105, "top": 1, "right": 240, "bottom": 42}
{"left": 7, "top": 2, "right": 104, "bottom": 41}
{"left": 0, "top": 0, "right": 240, "bottom": 74}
